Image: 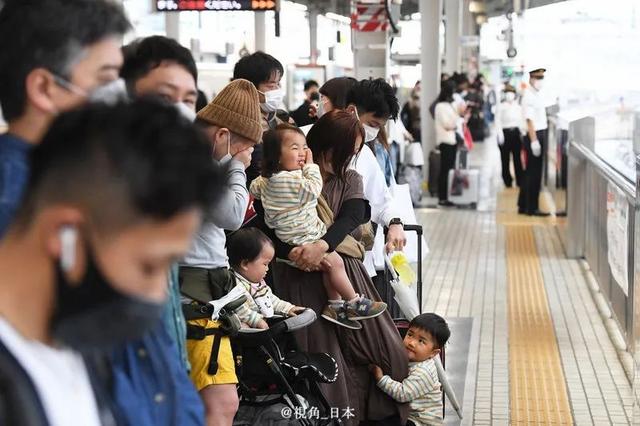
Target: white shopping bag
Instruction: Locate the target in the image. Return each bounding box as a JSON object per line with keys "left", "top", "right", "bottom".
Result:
{"left": 390, "top": 182, "right": 429, "bottom": 263}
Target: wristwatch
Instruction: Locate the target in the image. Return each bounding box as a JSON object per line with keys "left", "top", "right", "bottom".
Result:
{"left": 389, "top": 217, "right": 403, "bottom": 227}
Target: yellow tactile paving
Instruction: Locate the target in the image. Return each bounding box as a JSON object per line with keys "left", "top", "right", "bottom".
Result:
{"left": 497, "top": 187, "right": 556, "bottom": 226}
{"left": 506, "top": 225, "right": 573, "bottom": 424}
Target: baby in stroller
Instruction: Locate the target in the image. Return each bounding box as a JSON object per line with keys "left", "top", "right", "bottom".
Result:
{"left": 227, "top": 228, "right": 339, "bottom": 425}
{"left": 227, "top": 227, "right": 307, "bottom": 328}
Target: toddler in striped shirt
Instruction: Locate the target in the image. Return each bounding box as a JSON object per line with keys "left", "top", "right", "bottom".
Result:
{"left": 371, "top": 313, "right": 451, "bottom": 426}
{"left": 250, "top": 123, "right": 386, "bottom": 330}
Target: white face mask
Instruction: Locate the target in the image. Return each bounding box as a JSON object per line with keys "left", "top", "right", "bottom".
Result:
{"left": 54, "top": 76, "right": 128, "bottom": 106}
{"left": 88, "top": 79, "right": 128, "bottom": 104}
{"left": 217, "top": 132, "right": 232, "bottom": 165}
{"left": 174, "top": 101, "right": 196, "bottom": 122}
{"left": 532, "top": 79, "right": 544, "bottom": 91}
{"left": 260, "top": 88, "right": 284, "bottom": 113}
{"left": 317, "top": 96, "right": 326, "bottom": 119}
{"left": 353, "top": 107, "right": 380, "bottom": 143}
{"left": 505, "top": 92, "right": 516, "bottom": 102}
{"left": 363, "top": 124, "right": 380, "bottom": 143}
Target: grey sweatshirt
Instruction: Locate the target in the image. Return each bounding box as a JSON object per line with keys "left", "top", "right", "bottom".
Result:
{"left": 181, "top": 159, "right": 249, "bottom": 268}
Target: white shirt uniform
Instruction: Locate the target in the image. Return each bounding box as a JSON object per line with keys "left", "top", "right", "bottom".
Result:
{"left": 521, "top": 87, "right": 548, "bottom": 131}
{"left": 497, "top": 101, "right": 524, "bottom": 130}
{"left": 351, "top": 144, "right": 400, "bottom": 276}
{"left": 0, "top": 318, "right": 101, "bottom": 426}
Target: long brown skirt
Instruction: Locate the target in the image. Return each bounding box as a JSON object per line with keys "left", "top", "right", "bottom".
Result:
{"left": 271, "top": 256, "right": 409, "bottom": 425}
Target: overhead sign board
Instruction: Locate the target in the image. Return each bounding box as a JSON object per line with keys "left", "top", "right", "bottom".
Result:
{"left": 156, "top": 0, "right": 278, "bottom": 12}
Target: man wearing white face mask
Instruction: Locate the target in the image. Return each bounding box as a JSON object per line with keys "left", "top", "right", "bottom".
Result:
{"left": 518, "top": 68, "right": 550, "bottom": 216}
{"left": 232, "top": 51, "right": 285, "bottom": 185}
{"left": 496, "top": 84, "right": 524, "bottom": 188}
{"left": 111, "top": 35, "right": 209, "bottom": 426}
{"left": 121, "top": 36, "right": 200, "bottom": 124}
{"left": 0, "top": 0, "right": 131, "bottom": 238}
{"left": 179, "top": 79, "right": 263, "bottom": 426}
{"left": 345, "top": 79, "right": 407, "bottom": 278}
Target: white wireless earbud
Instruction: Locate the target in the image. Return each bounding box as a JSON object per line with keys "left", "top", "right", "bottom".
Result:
{"left": 59, "top": 226, "right": 78, "bottom": 272}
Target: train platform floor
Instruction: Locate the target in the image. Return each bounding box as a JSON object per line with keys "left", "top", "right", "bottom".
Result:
{"left": 415, "top": 139, "right": 633, "bottom": 425}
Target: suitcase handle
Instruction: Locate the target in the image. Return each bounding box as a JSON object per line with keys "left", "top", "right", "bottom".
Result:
{"left": 402, "top": 224, "right": 422, "bottom": 235}
{"left": 402, "top": 224, "right": 423, "bottom": 314}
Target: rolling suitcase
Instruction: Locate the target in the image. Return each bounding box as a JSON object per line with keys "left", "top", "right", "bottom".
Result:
{"left": 385, "top": 226, "right": 454, "bottom": 419}
{"left": 398, "top": 165, "right": 423, "bottom": 206}
{"left": 447, "top": 150, "right": 479, "bottom": 208}
{"left": 448, "top": 169, "right": 479, "bottom": 208}
{"left": 428, "top": 150, "right": 440, "bottom": 197}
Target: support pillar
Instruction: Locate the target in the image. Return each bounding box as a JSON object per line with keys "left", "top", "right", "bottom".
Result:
{"left": 420, "top": 0, "right": 443, "bottom": 176}
{"left": 461, "top": 0, "right": 479, "bottom": 75}
{"left": 165, "top": 12, "right": 180, "bottom": 41}
{"left": 444, "top": 0, "right": 461, "bottom": 74}
{"left": 309, "top": 8, "right": 319, "bottom": 64}
{"left": 255, "top": 12, "right": 266, "bottom": 52}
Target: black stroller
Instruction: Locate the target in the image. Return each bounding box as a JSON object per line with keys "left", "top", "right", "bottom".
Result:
{"left": 232, "top": 309, "right": 340, "bottom": 426}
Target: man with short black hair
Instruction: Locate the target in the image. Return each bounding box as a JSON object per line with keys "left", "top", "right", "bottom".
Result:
{"left": 0, "top": 0, "right": 131, "bottom": 237}
{"left": 233, "top": 51, "right": 285, "bottom": 184}
{"left": 345, "top": 79, "right": 407, "bottom": 277}
{"left": 290, "top": 79, "right": 319, "bottom": 126}
{"left": 121, "top": 35, "right": 199, "bottom": 114}
{"left": 0, "top": 100, "right": 221, "bottom": 425}
{"left": 112, "top": 35, "right": 207, "bottom": 426}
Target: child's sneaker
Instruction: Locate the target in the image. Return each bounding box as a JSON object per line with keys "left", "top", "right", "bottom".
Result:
{"left": 321, "top": 302, "right": 362, "bottom": 330}
{"left": 346, "top": 295, "right": 387, "bottom": 320}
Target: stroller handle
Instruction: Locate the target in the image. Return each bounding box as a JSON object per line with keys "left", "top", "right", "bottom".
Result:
{"left": 281, "top": 308, "right": 317, "bottom": 332}
{"left": 236, "top": 309, "right": 317, "bottom": 338}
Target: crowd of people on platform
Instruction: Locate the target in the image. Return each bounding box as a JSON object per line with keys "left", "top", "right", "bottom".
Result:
{"left": 424, "top": 68, "right": 549, "bottom": 216}
{"left": 0, "top": 1, "right": 455, "bottom": 426}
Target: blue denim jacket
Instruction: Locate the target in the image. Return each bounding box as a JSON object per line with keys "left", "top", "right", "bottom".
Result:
{"left": 0, "top": 133, "right": 32, "bottom": 237}
{"left": 110, "top": 324, "right": 204, "bottom": 426}
{"left": 372, "top": 140, "right": 394, "bottom": 187}
{"left": 109, "top": 266, "right": 200, "bottom": 425}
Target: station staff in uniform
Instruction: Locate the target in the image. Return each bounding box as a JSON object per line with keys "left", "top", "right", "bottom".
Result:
{"left": 497, "top": 84, "right": 524, "bottom": 188}
{"left": 518, "top": 68, "right": 550, "bottom": 216}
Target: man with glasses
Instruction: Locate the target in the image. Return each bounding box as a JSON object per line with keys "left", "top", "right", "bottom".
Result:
{"left": 0, "top": 0, "right": 131, "bottom": 236}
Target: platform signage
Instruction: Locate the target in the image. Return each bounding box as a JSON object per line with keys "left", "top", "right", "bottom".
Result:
{"left": 156, "top": 0, "right": 278, "bottom": 12}
{"left": 606, "top": 183, "right": 629, "bottom": 296}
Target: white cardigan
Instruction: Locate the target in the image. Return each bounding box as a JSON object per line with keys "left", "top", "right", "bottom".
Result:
{"left": 434, "top": 102, "right": 459, "bottom": 146}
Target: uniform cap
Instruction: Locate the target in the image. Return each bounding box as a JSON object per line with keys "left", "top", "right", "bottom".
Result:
{"left": 529, "top": 68, "right": 546, "bottom": 78}
{"left": 196, "top": 79, "right": 262, "bottom": 144}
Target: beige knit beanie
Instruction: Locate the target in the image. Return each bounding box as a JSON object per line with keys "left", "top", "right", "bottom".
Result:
{"left": 196, "top": 79, "right": 262, "bottom": 144}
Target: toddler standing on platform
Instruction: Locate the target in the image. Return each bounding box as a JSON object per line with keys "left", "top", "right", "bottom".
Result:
{"left": 370, "top": 313, "right": 450, "bottom": 426}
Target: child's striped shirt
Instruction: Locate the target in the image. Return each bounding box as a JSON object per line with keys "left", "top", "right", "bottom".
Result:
{"left": 377, "top": 358, "right": 443, "bottom": 425}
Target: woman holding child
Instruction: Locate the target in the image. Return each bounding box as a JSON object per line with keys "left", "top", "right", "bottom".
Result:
{"left": 252, "top": 110, "right": 410, "bottom": 425}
